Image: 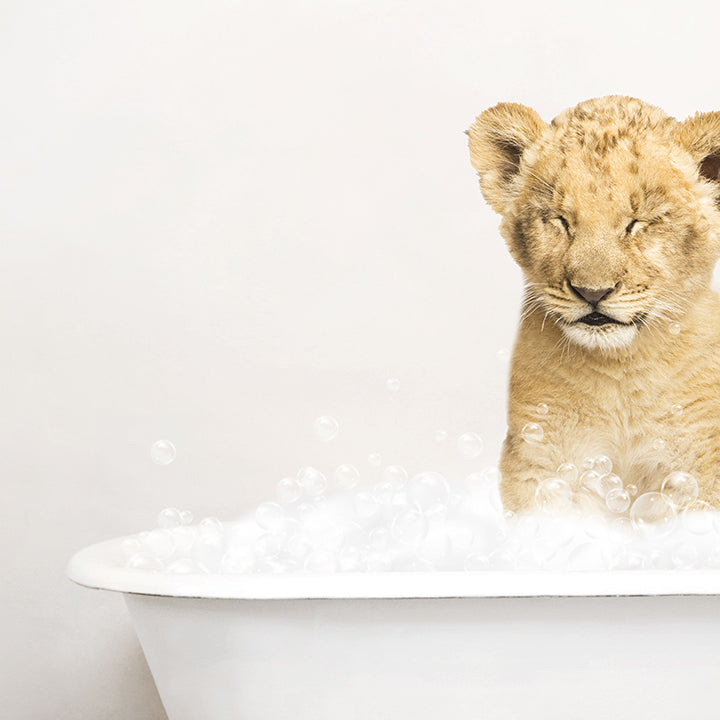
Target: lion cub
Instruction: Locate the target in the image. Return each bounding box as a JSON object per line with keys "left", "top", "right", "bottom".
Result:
{"left": 467, "top": 96, "right": 720, "bottom": 513}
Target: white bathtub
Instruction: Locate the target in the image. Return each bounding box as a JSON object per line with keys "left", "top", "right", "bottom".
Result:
{"left": 68, "top": 535, "right": 720, "bottom": 720}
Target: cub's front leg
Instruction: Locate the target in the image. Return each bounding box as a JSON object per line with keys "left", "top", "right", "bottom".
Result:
{"left": 498, "top": 428, "right": 560, "bottom": 513}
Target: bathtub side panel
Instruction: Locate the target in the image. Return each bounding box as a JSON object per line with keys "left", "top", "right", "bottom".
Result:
{"left": 124, "top": 594, "right": 720, "bottom": 720}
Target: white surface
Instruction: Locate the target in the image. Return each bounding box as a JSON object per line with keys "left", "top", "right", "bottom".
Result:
{"left": 68, "top": 534, "right": 720, "bottom": 599}
{"left": 6, "top": 1, "right": 720, "bottom": 718}
{"left": 125, "top": 592, "right": 720, "bottom": 720}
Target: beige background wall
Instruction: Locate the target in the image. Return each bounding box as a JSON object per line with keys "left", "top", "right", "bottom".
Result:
{"left": 4, "top": 1, "right": 720, "bottom": 717}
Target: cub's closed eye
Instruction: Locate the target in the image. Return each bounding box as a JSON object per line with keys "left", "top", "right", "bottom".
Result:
{"left": 625, "top": 219, "right": 639, "bottom": 235}
{"left": 557, "top": 216, "right": 570, "bottom": 234}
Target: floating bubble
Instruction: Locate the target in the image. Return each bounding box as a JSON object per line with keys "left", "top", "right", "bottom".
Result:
{"left": 669, "top": 322, "right": 681, "bottom": 335}
{"left": 150, "top": 439, "right": 176, "bottom": 465}
{"left": 378, "top": 466, "right": 406, "bottom": 492}
{"left": 333, "top": 464, "right": 360, "bottom": 490}
{"left": 255, "top": 502, "right": 288, "bottom": 534}
{"left": 536, "top": 402, "right": 549, "bottom": 416}
{"left": 313, "top": 416, "right": 339, "bottom": 442}
{"left": 593, "top": 455, "right": 613, "bottom": 476}
{"left": 681, "top": 501, "right": 715, "bottom": 534}
{"left": 535, "top": 477, "right": 572, "bottom": 514}
{"left": 661, "top": 471, "right": 699, "bottom": 510}
{"left": 406, "top": 472, "right": 450, "bottom": 513}
{"left": 385, "top": 377, "right": 400, "bottom": 393}
{"left": 297, "top": 466, "right": 328, "bottom": 497}
{"left": 277, "top": 477, "right": 302, "bottom": 504}
{"left": 391, "top": 507, "right": 429, "bottom": 545}
{"left": 170, "top": 526, "right": 197, "bottom": 554}
{"left": 625, "top": 484, "right": 638, "bottom": 497}
{"left": 157, "top": 507, "right": 183, "bottom": 529}
{"left": 671, "top": 543, "right": 697, "bottom": 569}
{"left": 221, "top": 546, "right": 255, "bottom": 573}
{"left": 630, "top": 492, "right": 676, "bottom": 538}
{"left": 579, "top": 470, "right": 602, "bottom": 495}
{"left": 521, "top": 423, "right": 544, "bottom": 443}
{"left": 353, "top": 491, "right": 379, "bottom": 518}
{"left": 198, "top": 517, "right": 224, "bottom": 541}
{"left": 652, "top": 438, "right": 666, "bottom": 451}
{"left": 434, "top": 430, "right": 448, "bottom": 443}
{"left": 606, "top": 488, "right": 631, "bottom": 514}
{"left": 599, "top": 473, "right": 623, "bottom": 497}
{"left": 373, "top": 479, "right": 399, "bottom": 505}
{"left": 368, "top": 453, "right": 382, "bottom": 467}
{"left": 141, "top": 529, "right": 175, "bottom": 558}
{"left": 179, "top": 510, "right": 194, "bottom": 525}
{"left": 496, "top": 348, "right": 510, "bottom": 363}
{"left": 669, "top": 404, "right": 683, "bottom": 417}
{"left": 557, "top": 463, "right": 579, "bottom": 485}
{"left": 457, "top": 432, "right": 484, "bottom": 458}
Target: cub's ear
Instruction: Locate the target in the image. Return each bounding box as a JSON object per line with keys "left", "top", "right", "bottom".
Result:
{"left": 676, "top": 111, "right": 720, "bottom": 190}
{"left": 467, "top": 102, "right": 547, "bottom": 214}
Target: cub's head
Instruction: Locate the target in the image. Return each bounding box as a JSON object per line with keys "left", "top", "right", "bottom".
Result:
{"left": 468, "top": 96, "right": 720, "bottom": 352}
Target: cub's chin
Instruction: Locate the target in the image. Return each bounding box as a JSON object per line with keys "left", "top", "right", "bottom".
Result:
{"left": 560, "top": 313, "right": 640, "bottom": 351}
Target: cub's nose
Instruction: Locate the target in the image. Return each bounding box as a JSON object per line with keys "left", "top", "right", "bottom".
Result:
{"left": 569, "top": 283, "right": 620, "bottom": 304}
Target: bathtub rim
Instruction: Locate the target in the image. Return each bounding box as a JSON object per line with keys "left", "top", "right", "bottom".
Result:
{"left": 67, "top": 534, "right": 720, "bottom": 599}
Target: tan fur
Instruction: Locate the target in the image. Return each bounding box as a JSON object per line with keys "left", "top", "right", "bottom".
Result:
{"left": 467, "top": 96, "right": 720, "bottom": 513}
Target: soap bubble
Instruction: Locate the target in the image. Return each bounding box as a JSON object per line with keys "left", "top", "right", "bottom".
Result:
{"left": 496, "top": 348, "right": 510, "bottom": 363}
{"left": 391, "top": 507, "right": 429, "bottom": 546}
{"left": 557, "top": 463, "right": 579, "bottom": 485}
{"left": 625, "top": 484, "right": 638, "bottom": 497}
{"left": 457, "top": 432, "right": 484, "bottom": 458}
{"left": 535, "top": 478, "right": 572, "bottom": 514}
{"left": 521, "top": 423, "right": 544, "bottom": 443}
{"left": 606, "top": 488, "right": 631, "bottom": 514}
{"left": 368, "top": 453, "right": 382, "bottom": 467}
{"left": 179, "top": 510, "right": 194, "bottom": 525}
{"left": 652, "top": 438, "right": 666, "bottom": 451}
{"left": 579, "top": 470, "right": 602, "bottom": 495}
{"left": 593, "top": 455, "right": 613, "bottom": 476}
{"left": 406, "top": 472, "right": 450, "bottom": 513}
{"left": 255, "top": 502, "right": 288, "bottom": 534}
{"left": 127, "top": 552, "right": 163, "bottom": 571}
{"left": 630, "top": 492, "right": 676, "bottom": 538}
{"left": 599, "top": 473, "right": 623, "bottom": 497}
{"left": 386, "top": 377, "right": 400, "bottom": 393}
{"left": 221, "top": 546, "right": 255, "bottom": 573}
{"left": 170, "top": 526, "right": 197, "bottom": 554}
{"left": 669, "top": 404, "right": 683, "bottom": 417}
{"left": 157, "top": 507, "right": 183, "bottom": 529}
{"left": 353, "top": 491, "right": 379, "bottom": 518}
{"left": 333, "top": 464, "right": 360, "bottom": 489}
{"left": 150, "top": 439, "right": 176, "bottom": 465}
{"left": 681, "top": 501, "right": 715, "bottom": 534}
{"left": 297, "top": 466, "right": 328, "bottom": 497}
{"left": 434, "top": 430, "right": 448, "bottom": 443}
{"left": 141, "top": 529, "right": 175, "bottom": 558}
{"left": 536, "top": 403, "right": 549, "bottom": 415}
{"left": 368, "top": 527, "right": 390, "bottom": 551}
{"left": 313, "top": 415, "right": 339, "bottom": 442}
{"left": 661, "top": 472, "right": 698, "bottom": 510}
{"left": 581, "top": 457, "right": 595, "bottom": 471}
{"left": 121, "top": 537, "right": 142, "bottom": 559}
{"left": 671, "top": 543, "right": 697, "bottom": 569}
{"left": 382, "top": 464, "right": 408, "bottom": 487}
{"left": 669, "top": 322, "right": 681, "bottom": 335}
{"left": 198, "top": 517, "right": 224, "bottom": 541}
{"left": 277, "top": 477, "right": 302, "bottom": 504}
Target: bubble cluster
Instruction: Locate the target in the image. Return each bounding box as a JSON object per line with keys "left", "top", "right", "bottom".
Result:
{"left": 123, "top": 461, "right": 720, "bottom": 574}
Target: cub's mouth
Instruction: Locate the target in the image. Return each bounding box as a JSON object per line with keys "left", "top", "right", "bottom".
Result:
{"left": 576, "top": 312, "right": 643, "bottom": 327}
{"left": 578, "top": 312, "right": 625, "bottom": 326}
